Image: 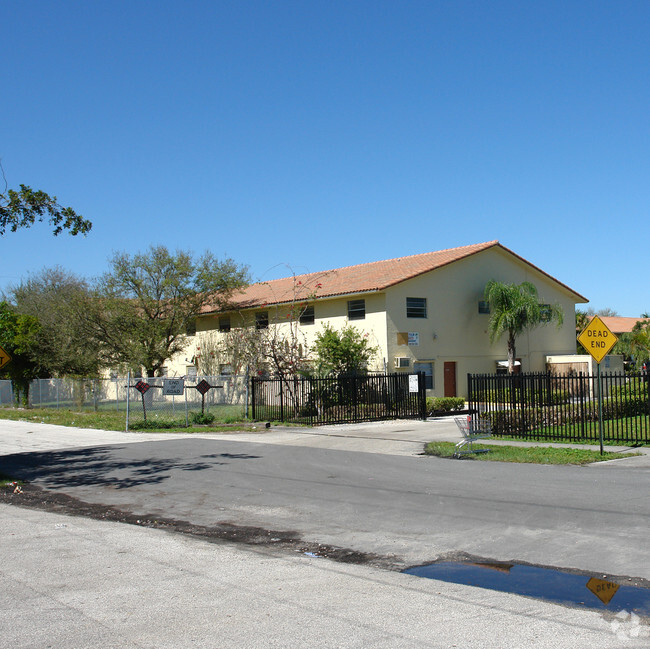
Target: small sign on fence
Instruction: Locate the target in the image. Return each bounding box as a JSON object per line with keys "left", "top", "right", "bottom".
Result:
{"left": 135, "top": 380, "right": 150, "bottom": 395}
{"left": 163, "top": 378, "right": 185, "bottom": 396}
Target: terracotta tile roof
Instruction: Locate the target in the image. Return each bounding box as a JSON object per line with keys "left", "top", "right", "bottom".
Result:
{"left": 590, "top": 316, "right": 649, "bottom": 334}
{"left": 203, "top": 240, "right": 586, "bottom": 314}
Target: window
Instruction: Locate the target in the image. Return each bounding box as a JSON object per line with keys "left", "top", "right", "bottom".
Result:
{"left": 539, "top": 304, "right": 551, "bottom": 322}
{"left": 413, "top": 362, "right": 434, "bottom": 390}
{"left": 407, "top": 297, "right": 427, "bottom": 318}
{"left": 219, "top": 316, "right": 231, "bottom": 332}
{"left": 299, "top": 305, "right": 315, "bottom": 325}
{"left": 478, "top": 301, "right": 490, "bottom": 314}
{"left": 256, "top": 311, "right": 269, "bottom": 329}
{"left": 185, "top": 319, "right": 197, "bottom": 335}
{"left": 347, "top": 299, "right": 365, "bottom": 320}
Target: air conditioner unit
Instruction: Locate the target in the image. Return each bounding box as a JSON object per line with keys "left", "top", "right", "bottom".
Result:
{"left": 394, "top": 357, "right": 410, "bottom": 369}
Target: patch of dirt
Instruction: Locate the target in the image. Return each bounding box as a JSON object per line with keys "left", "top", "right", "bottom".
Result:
{"left": 0, "top": 482, "right": 392, "bottom": 568}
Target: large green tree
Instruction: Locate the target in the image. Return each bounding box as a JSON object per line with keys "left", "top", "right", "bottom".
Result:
{"left": 312, "top": 323, "right": 378, "bottom": 376}
{"left": 9, "top": 267, "right": 101, "bottom": 377}
{"left": 483, "top": 280, "right": 564, "bottom": 374}
{"left": 0, "top": 301, "right": 41, "bottom": 406}
{"left": 84, "top": 246, "right": 249, "bottom": 377}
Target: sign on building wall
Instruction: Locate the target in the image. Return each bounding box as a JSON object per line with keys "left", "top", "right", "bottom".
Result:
{"left": 408, "top": 332, "right": 419, "bottom": 346}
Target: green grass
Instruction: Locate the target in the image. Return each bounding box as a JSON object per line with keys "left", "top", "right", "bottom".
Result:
{"left": 424, "top": 441, "right": 641, "bottom": 464}
{"left": 530, "top": 416, "right": 650, "bottom": 444}
{"left": 0, "top": 406, "right": 264, "bottom": 433}
{"left": 0, "top": 472, "right": 20, "bottom": 487}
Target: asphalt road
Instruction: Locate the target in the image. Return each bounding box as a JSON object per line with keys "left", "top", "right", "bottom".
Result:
{"left": 1, "top": 423, "right": 648, "bottom": 580}
{"left": 2, "top": 419, "right": 650, "bottom": 648}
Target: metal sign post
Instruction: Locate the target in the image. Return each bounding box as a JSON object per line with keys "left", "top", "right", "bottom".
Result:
{"left": 577, "top": 316, "right": 618, "bottom": 454}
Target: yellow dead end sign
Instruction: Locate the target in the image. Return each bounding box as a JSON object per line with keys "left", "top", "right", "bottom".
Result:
{"left": 586, "top": 577, "right": 620, "bottom": 605}
{"left": 577, "top": 315, "right": 618, "bottom": 364}
{"left": 0, "top": 345, "right": 11, "bottom": 370}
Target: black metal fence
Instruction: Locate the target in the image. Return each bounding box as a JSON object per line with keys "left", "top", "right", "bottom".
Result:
{"left": 251, "top": 372, "right": 427, "bottom": 425}
{"left": 468, "top": 371, "right": 650, "bottom": 444}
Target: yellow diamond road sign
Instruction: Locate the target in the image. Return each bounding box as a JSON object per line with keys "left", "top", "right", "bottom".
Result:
{"left": 0, "top": 345, "right": 11, "bottom": 370}
{"left": 577, "top": 315, "right": 618, "bottom": 364}
{"left": 586, "top": 577, "right": 620, "bottom": 605}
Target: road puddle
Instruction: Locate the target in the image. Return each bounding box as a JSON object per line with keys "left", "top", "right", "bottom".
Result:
{"left": 403, "top": 560, "right": 650, "bottom": 616}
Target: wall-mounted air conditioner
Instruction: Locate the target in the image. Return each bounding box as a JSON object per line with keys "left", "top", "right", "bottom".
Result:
{"left": 394, "top": 357, "right": 410, "bottom": 369}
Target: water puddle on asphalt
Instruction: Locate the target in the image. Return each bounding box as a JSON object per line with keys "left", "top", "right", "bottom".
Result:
{"left": 403, "top": 560, "right": 650, "bottom": 617}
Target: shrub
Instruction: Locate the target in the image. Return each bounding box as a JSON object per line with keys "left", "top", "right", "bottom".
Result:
{"left": 427, "top": 396, "right": 465, "bottom": 413}
{"left": 189, "top": 411, "right": 216, "bottom": 425}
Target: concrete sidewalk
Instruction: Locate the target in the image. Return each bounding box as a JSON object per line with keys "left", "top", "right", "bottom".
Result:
{"left": 2, "top": 503, "right": 646, "bottom": 649}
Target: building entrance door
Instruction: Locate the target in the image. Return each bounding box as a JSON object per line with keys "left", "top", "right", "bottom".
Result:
{"left": 444, "top": 361, "right": 457, "bottom": 397}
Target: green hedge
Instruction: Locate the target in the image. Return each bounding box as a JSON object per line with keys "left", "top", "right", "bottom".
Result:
{"left": 426, "top": 397, "right": 465, "bottom": 413}
{"left": 474, "top": 388, "right": 570, "bottom": 406}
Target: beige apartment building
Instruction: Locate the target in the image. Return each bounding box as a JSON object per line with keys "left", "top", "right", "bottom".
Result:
{"left": 172, "top": 241, "right": 587, "bottom": 398}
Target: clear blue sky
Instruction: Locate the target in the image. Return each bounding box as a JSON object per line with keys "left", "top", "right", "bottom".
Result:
{"left": 2, "top": 1, "right": 649, "bottom": 315}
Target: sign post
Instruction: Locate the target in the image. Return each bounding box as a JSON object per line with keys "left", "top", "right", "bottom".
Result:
{"left": 577, "top": 316, "right": 618, "bottom": 454}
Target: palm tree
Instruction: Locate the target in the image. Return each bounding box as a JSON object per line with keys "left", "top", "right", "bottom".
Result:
{"left": 575, "top": 309, "right": 590, "bottom": 354}
{"left": 483, "top": 280, "right": 564, "bottom": 374}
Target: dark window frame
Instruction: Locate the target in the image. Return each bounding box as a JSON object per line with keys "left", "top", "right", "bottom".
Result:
{"left": 347, "top": 299, "right": 366, "bottom": 320}
{"left": 255, "top": 311, "right": 269, "bottom": 330}
{"left": 219, "top": 316, "right": 231, "bottom": 332}
{"left": 299, "top": 305, "right": 315, "bottom": 325}
{"left": 413, "top": 361, "right": 434, "bottom": 390}
{"left": 406, "top": 297, "right": 427, "bottom": 318}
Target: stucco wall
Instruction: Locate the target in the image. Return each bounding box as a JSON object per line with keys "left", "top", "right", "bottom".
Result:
{"left": 170, "top": 292, "right": 389, "bottom": 377}
{"left": 168, "top": 247, "right": 584, "bottom": 395}
{"left": 384, "top": 246, "right": 581, "bottom": 397}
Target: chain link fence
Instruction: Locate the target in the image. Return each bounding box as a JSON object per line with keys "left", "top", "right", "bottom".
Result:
{"left": 125, "top": 374, "right": 249, "bottom": 429}
{"left": 0, "top": 379, "right": 14, "bottom": 406}
{"left": 0, "top": 375, "right": 250, "bottom": 429}
{"left": 12, "top": 377, "right": 129, "bottom": 411}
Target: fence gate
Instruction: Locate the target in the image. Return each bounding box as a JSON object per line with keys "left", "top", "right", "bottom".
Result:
{"left": 251, "top": 372, "right": 427, "bottom": 425}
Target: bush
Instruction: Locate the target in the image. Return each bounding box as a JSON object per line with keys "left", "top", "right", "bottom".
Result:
{"left": 476, "top": 387, "right": 569, "bottom": 406}
{"left": 427, "top": 396, "right": 465, "bottom": 413}
{"left": 189, "top": 411, "right": 216, "bottom": 425}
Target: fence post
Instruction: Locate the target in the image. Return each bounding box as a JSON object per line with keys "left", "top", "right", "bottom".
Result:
{"left": 185, "top": 382, "right": 189, "bottom": 427}
{"left": 251, "top": 377, "right": 256, "bottom": 420}
{"left": 244, "top": 366, "right": 250, "bottom": 419}
{"left": 125, "top": 371, "right": 130, "bottom": 432}
{"left": 418, "top": 371, "right": 427, "bottom": 420}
